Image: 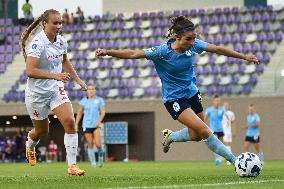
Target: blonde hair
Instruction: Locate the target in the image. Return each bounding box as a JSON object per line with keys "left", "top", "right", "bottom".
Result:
{"left": 20, "top": 9, "right": 60, "bottom": 60}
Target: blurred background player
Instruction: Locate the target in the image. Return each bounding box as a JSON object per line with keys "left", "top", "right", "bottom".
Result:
{"left": 205, "top": 95, "right": 225, "bottom": 166}
{"left": 46, "top": 139, "right": 58, "bottom": 163}
{"left": 222, "top": 102, "right": 236, "bottom": 165}
{"left": 243, "top": 104, "right": 264, "bottom": 163}
{"left": 20, "top": 9, "right": 87, "bottom": 176}
{"left": 96, "top": 15, "right": 259, "bottom": 167}
{"left": 75, "top": 84, "right": 105, "bottom": 168}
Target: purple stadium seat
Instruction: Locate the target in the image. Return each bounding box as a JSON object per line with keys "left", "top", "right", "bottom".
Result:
{"left": 249, "top": 74, "right": 258, "bottom": 85}
{"left": 223, "top": 7, "right": 231, "bottom": 14}
{"left": 255, "top": 64, "right": 264, "bottom": 74}
{"left": 231, "top": 7, "right": 239, "bottom": 14}
{"left": 261, "top": 13, "right": 270, "bottom": 22}
{"left": 209, "top": 56, "right": 216, "bottom": 65}
{"left": 220, "top": 65, "right": 229, "bottom": 75}
{"left": 202, "top": 66, "right": 210, "bottom": 75}
{"left": 266, "top": 32, "right": 274, "bottom": 41}
{"left": 252, "top": 14, "right": 261, "bottom": 22}
{"left": 157, "top": 11, "right": 164, "bottom": 18}
{"left": 198, "top": 9, "right": 205, "bottom": 17}
{"left": 141, "top": 12, "right": 149, "bottom": 19}
{"left": 251, "top": 42, "right": 260, "bottom": 52}
{"left": 242, "top": 84, "right": 252, "bottom": 94}
{"left": 275, "top": 31, "right": 282, "bottom": 41}
{"left": 201, "top": 17, "right": 209, "bottom": 25}
{"left": 231, "top": 75, "right": 239, "bottom": 84}
{"left": 263, "top": 22, "right": 271, "bottom": 32}
{"left": 234, "top": 15, "right": 241, "bottom": 23}
{"left": 206, "top": 85, "right": 216, "bottom": 95}
{"left": 213, "top": 76, "right": 221, "bottom": 85}
{"left": 242, "top": 43, "right": 251, "bottom": 53}
{"left": 238, "top": 64, "right": 246, "bottom": 74}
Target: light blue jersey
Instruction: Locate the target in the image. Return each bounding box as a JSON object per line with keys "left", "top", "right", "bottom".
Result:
{"left": 144, "top": 38, "right": 207, "bottom": 102}
{"left": 79, "top": 96, "right": 105, "bottom": 129}
{"left": 205, "top": 106, "right": 225, "bottom": 132}
{"left": 246, "top": 113, "right": 260, "bottom": 137}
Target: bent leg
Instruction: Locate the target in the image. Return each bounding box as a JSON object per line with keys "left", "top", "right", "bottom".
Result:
{"left": 178, "top": 108, "right": 236, "bottom": 163}
{"left": 53, "top": 102, "right": 78, "bottom": 167}
{"left": 27, "top": 119, "right": 49, "bottom": 150}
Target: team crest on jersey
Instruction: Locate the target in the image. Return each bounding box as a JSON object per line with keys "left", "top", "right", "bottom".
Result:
{"left": 31, "top": 44, "right": 37, "bottom": 49}
{"left": 148, "top": 47, "right": 157, "bottom": 53}
{"left": 185, "top": 50, "right": 192, "bottom": 56}
{"left": 173, "top": 102, "right": 180, "bottom": 112}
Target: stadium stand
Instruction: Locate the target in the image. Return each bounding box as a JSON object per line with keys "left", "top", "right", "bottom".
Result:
{"left": 2, "top": 5, "right": 284, "bottom": 102}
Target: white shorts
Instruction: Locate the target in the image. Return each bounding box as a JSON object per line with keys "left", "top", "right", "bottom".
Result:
{"left": 25, "top": 86, "right": 70, "bottom": 120}
{"left": 223, "top": 132, "right": 232, "bottom": 143}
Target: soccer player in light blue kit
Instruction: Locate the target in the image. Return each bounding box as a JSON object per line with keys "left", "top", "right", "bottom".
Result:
{"left": 95, "top": 16, "right": 259, "bottom": 167}
{"left": 243, "top": 104, "right": 264, "bottom": 163}
{"left": 205, "top": 95, "right": 225, "bottom": 166}
{"left": 75, "top": 84, "right": 106, "bottom": 167}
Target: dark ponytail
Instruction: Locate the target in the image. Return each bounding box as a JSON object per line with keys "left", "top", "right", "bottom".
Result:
{"left": 166, "top": 15, "right": 195, "bottom": 38}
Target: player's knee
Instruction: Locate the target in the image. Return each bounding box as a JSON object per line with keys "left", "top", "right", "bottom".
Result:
{"left": 199, "top": 127, "right": 211, "bottom": 140}
{"left": 62, "top": 116, "right": 75, "bottom": 127}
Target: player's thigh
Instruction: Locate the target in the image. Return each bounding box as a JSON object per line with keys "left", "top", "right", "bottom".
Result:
{"left": 177, "top": 108, "right": 211, "bottom": 139}
{"left": 84, "top": 133, "right": 94, "bottom": 147}
{"left": 94, "top": 128, "right": 101, "bottom": 147}
{"left": 51, "top": 87, "right": 74, "bottom": 127}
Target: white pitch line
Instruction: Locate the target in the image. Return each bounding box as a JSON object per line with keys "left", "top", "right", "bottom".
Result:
{"left": 102, "top": 179, "right": 284, "bottom": 189}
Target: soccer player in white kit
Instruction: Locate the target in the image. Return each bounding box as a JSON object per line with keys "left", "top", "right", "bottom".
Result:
{"left": 20, "top": 9, "right": 87, "bottom": 176}
{"left": 222, "top": 102, "right": 235, "bottom": 165}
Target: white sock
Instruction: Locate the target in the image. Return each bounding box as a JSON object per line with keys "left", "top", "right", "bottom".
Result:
{"left": 27, "top": 133, "right": 40, "bottom": 150}
{"left": 64, "top": 133, "right": 78, "bottom": 166}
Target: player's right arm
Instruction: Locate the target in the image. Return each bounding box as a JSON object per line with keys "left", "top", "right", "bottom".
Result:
{"left": 75, "top": 106, "right": 84, "bottom": 131}
{"left": 26, "top": 56, "right": 70, "bottom": 82}
{"left": 26, "top": 39, "right": 71, "bottom": 82}
{"left": 96, "top": 49, "right": 145, "bottom": 59}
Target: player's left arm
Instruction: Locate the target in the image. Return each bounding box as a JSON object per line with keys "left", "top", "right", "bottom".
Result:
{"left": 205, "top": 43, "right": 259, "bottom": 64}
{"left": 96, "top": 106, "right": 106, "bottom": 128}
{"left": 62, "top": 54, "right": 87, "bottom": 90}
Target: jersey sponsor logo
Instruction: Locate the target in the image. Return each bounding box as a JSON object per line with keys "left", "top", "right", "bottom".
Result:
{"left": 47, "top": 54, "right": 63, "bottom": 60}
{"left": 31, "top": 44, "right": 37, "bottom": 49}
{"left": 173, "top": 102, "right": 180, "bottom": 112}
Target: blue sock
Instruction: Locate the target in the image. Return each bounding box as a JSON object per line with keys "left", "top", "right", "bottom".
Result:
{"left": 97, "top": 147, "right": 103, "bottom": 160}
{"left": 169, "top": 128, "right": 190, "bottom": 142}
{"left": 88, "top": 148, "right": 96, "bottom": 164}
{"left": 204, "top": 134, "right": 237, "bottom": 163}
{"left": 258, "top": 152, "right": 264, "bottom": 161}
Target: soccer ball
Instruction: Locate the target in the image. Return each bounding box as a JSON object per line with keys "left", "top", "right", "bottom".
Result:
{"left": 234, "top": 152, "right": 262, "bottom": 177}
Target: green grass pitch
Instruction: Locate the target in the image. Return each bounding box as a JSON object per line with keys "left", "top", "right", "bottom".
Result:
{"left": 0, "top": 161, "right": 283, "bottom": 189}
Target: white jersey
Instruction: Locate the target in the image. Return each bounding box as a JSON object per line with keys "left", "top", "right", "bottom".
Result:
{"left": 26, "top": 30, "right": 68, "bottom": 94}
{"left": 222, "top": 110, "right": 235, "bottom": 134}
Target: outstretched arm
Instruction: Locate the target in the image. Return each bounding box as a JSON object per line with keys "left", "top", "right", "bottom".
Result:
{"left": 206, "top": 43, "right": 259, "bottom": 64}
{"left": 63, "top": 54, "right": 87, "bottom": 91}
{"left": 96, "top": 48, "right": 146, "bottom": 59}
